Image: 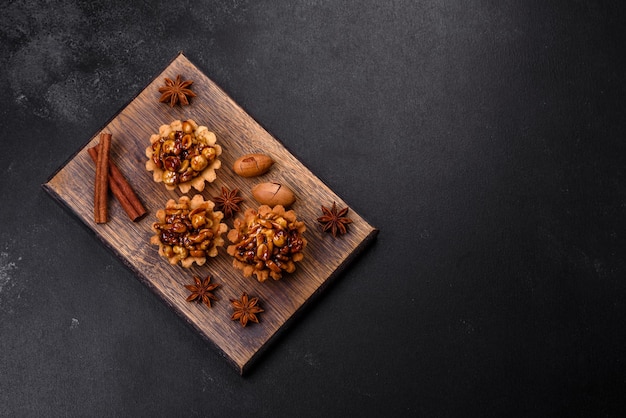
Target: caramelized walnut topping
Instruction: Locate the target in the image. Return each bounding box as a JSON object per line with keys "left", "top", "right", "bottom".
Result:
{"left": 227, "top": 205, "right": 306, "bottom": 282}
{"left": 150, "top": 195, "right": 227, "bottom": 268}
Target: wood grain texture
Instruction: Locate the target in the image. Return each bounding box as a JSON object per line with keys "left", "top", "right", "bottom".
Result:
{"left": 43, "top": 52, "right": 378, "bottom": 374}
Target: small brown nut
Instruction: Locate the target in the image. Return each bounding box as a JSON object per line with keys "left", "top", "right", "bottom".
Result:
{"left": 171, "top": 221, "right": 187, "bottom": 234}
{"left": 172, "top": 245, "right": 188, "bottom": 259}
{"left": 266, "top": 259, "right": 281, "bottom": 273}
{"left": 190, "top": 154, "right": 208, "bottom": 171}
{"left": 273, "top": 230, "right": 286, "bottom": 247}
{"left": 163, "top": 245, "right": 174, "bottom": 257}
{"left": 258, "top": 218, "right": 273, "bottom": 229}
{"left": 202, "top": 146, "right": 216, "bottom": 159}
{"left": 182, "top": 121, "right": 194, "bottom": 134}
{"left": 162, "top": 139, "right": 177, "bottom": 154}
{"left": 162, "top": 170, "right": 177, "bottom": 186}
{"left": 163, "top": 156, "right": 181, "bottom": 172}
{"left": 233, "top": 153, "right": 274, "bottom": 177}
{"left": 273, "top": 217, "right": 287, "bottom": 229}
{"left": 257, "top": 243, "right": 269, "bottom": 260}
{"left": 177, "top": 159, "right": 190, "bottom": 173}
{"left": 181, "top": 134, "right": 193, "bottom": 149}
{"left": 189, "top": 230, "right": 208, "bottom": 244}
{"left": 191, "top": 213, "right": 206, "bottom": 229}
{"left": 251, "top": 182, "right": 296, "bottom": 207}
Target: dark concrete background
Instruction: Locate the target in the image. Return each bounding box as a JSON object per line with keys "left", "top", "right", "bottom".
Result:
{"left": 2, "top": 0, "right": 626, "bottom": 416}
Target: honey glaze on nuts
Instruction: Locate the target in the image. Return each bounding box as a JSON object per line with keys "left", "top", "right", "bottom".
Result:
{"left": 150, "top": 195, "right": 227, "bottom": 268}
{"left": 227, "top": 205, "right": 307, "bottom": 282}
{"left": 146, "top": 119, "right": 222, "bottom": 193}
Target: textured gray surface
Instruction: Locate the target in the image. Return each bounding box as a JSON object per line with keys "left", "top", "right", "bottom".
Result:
{"left": 2, "top": 0, "right": 626, "bottom": 416}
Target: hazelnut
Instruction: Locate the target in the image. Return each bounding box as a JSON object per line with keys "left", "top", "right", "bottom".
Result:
{"left": 190, "top": 154, "right": 208, "bottom": 171}
{"left": 201, "top": 147, "right": 216, "bottom": 161}
{"left": 162, "top": 170, "right": 177, "bottom": 186}
{"left": 163, "top": 156, "right": 181, "bottom": 172}
{"left": 182, "top": 121, "right": 194, "bottom": 134}
{"left": 162, "top": 139, "right": 177, "bottom": 154}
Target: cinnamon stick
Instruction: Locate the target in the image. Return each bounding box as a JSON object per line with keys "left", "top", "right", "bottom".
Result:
{"left": 94, "top": 133, "right": 111, "bottom": 223}
{"left": 88, "top": 145, "right": 147, "bottom": 222}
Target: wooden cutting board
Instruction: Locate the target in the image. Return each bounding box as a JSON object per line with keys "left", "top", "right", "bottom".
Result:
{"left": 43, "top": 52, "right": 378, "bottom": 374}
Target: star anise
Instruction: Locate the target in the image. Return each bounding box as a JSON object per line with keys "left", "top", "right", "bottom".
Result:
{"left": 158, "top": 74, "right": 196, "bottom": 107}
{"left": 184, "top": 275, "right": 220, "bottom": 308}
{"left": 230, "top": 292, "right": 264, "bottom": 327}
{"left": 317, "top": 201, "right": 353, "bottom": 237}
{"left": 213, "top": 186, "right": 244, "bottom": 219}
